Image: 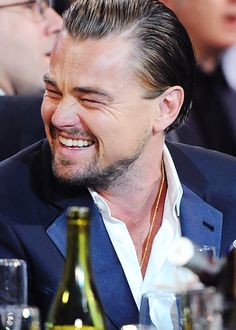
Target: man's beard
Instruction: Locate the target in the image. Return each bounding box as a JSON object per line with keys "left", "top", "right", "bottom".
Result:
{"left": 51, "top": 151, "right": 141, "bottom": 191}
{"left": 49, "top": 123, "right": 151, "bottom": 191}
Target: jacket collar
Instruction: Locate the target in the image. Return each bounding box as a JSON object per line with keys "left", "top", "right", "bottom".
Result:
{"left": 180, "top": 184, "right": 222, "bottom": 256}
{"left": 167, "top": 142, "right": 223, "bottom": 256}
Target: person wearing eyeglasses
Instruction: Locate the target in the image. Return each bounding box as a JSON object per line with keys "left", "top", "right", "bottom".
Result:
{"left": 0, "top": 1, "right": 63, "bottom": 161}
{"left": 0, "top": 0, "right": 62, "bottom": 95}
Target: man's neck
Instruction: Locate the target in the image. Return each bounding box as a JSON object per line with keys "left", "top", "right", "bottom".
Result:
{"left": 96, "top": 156, "right": 164, "bottom": 226}
{"left": 95, "top": 155, "right": 165, "bottom": 269}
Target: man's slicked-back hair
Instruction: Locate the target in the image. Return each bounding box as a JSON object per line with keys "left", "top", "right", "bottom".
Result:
{"left": 63, "top": 0, "right": 196, "bottom": 132}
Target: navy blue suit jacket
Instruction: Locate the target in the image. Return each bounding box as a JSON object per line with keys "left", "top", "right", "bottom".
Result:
{"left": 0, "top": 139, "right": 235, "bottom": 329}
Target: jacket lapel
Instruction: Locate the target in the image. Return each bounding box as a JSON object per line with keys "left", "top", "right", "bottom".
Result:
{"left": 90, "top": 204, "right": 139, "bottom": 328}
{"left": 167, "top": 142, "right": 223, "bottom": 256}
{"left": 180, "top": 184, "right": 223, "bottom": 257}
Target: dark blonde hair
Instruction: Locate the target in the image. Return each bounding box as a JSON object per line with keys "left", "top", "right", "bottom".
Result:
{"left": 63, "top": 0, "right": 196, "bottom": 131}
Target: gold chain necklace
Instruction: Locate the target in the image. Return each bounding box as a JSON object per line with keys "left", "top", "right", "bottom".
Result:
{"left": 140, "top": 159, "right": 165, "bottom": 270}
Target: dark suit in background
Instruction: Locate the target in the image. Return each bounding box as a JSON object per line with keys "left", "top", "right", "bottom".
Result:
{"left": 0, "top": 95, "right": 45, "bottom": 161}
{"left": 0, "top": 139, "right": 235, "bottom": 329}
{"left": 167, "top": 65, "right": 236, "bottom": 157}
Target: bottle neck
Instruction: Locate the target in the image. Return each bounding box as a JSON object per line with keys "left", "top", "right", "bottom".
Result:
{"left": 65, "top": 220, "right": 89, "bottom": 272}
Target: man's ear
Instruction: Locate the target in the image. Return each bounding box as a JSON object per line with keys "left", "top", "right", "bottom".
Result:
{"left": 153, "top": 86, "right": 184, "bottom": 133}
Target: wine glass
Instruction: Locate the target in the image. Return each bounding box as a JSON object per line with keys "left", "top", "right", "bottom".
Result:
{"left": 139, "top": 290, "right": 183, "bottom": 330}
{"left": 194, "top": 245, "right": 216, "bottom": 261}
{"left": 139, "top": 288, "right": 223, "bottom": 330}
{"left": 0, "top": 305, "right": 40, "bottom": 330}
{"left": 0, "top": 259, "right": 27, "bottom": 305}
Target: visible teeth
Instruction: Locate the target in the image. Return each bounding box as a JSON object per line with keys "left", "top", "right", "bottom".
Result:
{"left": 59, "top": 136, "right": 93, "bottom": 147}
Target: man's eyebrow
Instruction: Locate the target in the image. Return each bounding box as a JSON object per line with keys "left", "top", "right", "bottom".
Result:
{"left": 73, "top": 86, "right": 113, "bottom": 100}
{"left": 43, "top": 74, "right": 59, "bottom": 88}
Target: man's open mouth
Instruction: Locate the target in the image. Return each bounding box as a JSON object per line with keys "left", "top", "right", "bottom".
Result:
{"left": 59, "top": 136, "right": 94, "bottom": 147}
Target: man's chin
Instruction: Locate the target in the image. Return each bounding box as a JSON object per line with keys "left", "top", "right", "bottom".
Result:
{"left": 51, "top": 159, "right": 95, "bottom": 188}
{"left": 51, "top": 153, "right": 139, "bottom": 190}
{"left": 52, "top": 163, "right": 78, "bottom": 183}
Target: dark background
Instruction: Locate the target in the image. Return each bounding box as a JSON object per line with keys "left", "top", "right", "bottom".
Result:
{"left": 54, "top": 0, "right": 72, "bottom": 15}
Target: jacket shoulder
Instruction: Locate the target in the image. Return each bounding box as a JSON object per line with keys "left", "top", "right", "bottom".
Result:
{"left": 167, "top": 142, "right": 236, "bottom": 194}
{"left": 167, "top": 141, "right": 236, "bottom": 173}
{"left": 0, "top": 140, "right": 47, "bottom": 216}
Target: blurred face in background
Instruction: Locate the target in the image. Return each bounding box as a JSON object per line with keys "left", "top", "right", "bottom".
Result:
{"left": 0, "top": 0, "right": 62, "bottom": 95}
{"left": 162, "top": 0, "right": 236, "bottom": 61}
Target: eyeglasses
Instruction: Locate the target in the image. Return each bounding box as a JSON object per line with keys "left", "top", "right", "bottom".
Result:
{"left": 0, "top": 0, "right": 54, "bottom": 20}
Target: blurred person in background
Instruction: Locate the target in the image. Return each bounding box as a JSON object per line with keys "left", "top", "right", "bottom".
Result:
{"left": 162, "top": 0, "right": 236, "bottom": 156}
{"left": 0, "top": 0, "right": 62, "bottom": 95}
{"left": 0, "top": 0, "right": 63, "bottom": 161}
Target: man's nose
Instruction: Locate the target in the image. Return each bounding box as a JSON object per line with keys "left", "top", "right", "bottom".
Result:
{"left": 44, "top": 7, "right": 63, "bottom": 35}
{"left": 51, "top": 100, "right": 82, "bottom": 129}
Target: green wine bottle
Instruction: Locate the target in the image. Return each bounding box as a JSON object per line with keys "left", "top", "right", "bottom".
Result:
{"left": 45, "top": 206, "right": 105, "bottom": 330}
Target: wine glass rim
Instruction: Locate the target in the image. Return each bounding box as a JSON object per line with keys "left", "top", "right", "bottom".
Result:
{"left": 0, "top": 258, "right": 26, "bottom": 266}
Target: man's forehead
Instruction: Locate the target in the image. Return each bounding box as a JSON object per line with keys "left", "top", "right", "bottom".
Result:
{"left": 53, "top": 31, "right": 135, "bottom": 63}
